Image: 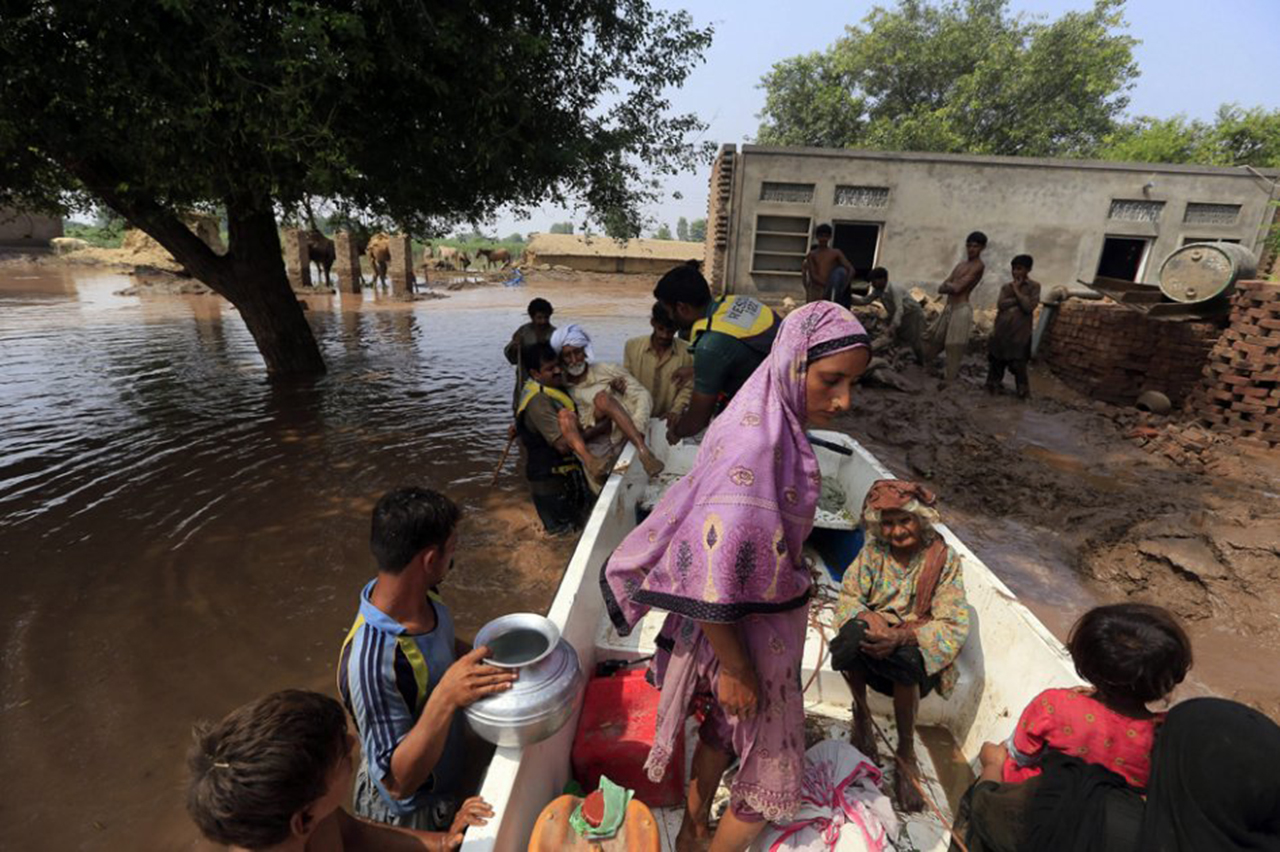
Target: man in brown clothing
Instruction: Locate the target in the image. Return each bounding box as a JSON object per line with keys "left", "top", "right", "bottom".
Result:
{"left": 985, "top": 254, "right": 1040, "bottom": 399}
{"left": 926, "top": 231, "right": 987, "bottom": 381}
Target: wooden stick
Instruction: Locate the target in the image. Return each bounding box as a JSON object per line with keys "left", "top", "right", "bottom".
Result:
{"left": 490, "top": 433, "right": 517, "bottom": 485}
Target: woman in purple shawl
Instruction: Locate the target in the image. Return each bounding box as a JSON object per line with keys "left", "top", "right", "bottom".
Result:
{"left": 601, "top": 302, "right": 870, "bottom": 852}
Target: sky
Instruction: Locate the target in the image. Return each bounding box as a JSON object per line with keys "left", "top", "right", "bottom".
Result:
{"left": 485, "top": 0, "right": 1280, "bottom": 239}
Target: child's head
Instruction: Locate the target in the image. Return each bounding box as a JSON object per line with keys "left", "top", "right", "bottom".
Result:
{"left": 965, "top": 231, "right": 988, "bottom": 259}
{"left": 1068, "top": 603, "right": 1192, "bottom": 704}
{"left": 1011, "top": 254, "right": 1033, "bottom": 282}
{"left": 815, "top": 224, "right": 833, "bottom": 245}
{"left": 370, "top": 487, "right": 461, "bottom": 581}
{"left": 869, "top": 267, "right": 889, "bottom": 290}
{"left": 187, "top": 690, "right": 354, "bottom": 850}
{"left": 527, "top": 297, "right": 553, "bottom": 327}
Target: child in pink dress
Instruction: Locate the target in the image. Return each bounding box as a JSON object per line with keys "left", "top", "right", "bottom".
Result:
{"left": 1002, "top": 603, "right": 1193, "bottom": 790}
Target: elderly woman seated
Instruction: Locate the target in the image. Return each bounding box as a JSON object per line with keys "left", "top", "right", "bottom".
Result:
{"left": 830, "top": 480, "right": 970, "bottom": 812}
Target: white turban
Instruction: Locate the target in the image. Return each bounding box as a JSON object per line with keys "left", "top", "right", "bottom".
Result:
{"left": 550, "top": 323, "right": 595, "bottom": 362}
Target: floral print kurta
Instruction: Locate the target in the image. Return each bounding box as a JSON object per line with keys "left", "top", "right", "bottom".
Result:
{"left": 833, "top": 536, "right": 970, "bottom": 698}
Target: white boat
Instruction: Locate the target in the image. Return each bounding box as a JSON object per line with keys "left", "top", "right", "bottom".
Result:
{"left": 465, "top": 427, "right": 1084, "bottom": 852}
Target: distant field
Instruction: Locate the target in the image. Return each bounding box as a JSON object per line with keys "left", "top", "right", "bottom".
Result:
{"left": 63, "top": 221, "right": 124, "bottom": 248}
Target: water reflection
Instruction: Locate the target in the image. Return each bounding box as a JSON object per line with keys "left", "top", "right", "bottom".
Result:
{"left": 0, "top": 266, "right": 653, "bottom": 850}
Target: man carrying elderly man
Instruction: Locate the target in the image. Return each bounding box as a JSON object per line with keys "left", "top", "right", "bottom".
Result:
{"left": 551, "top": 323, "right": 665, "bottom": 486}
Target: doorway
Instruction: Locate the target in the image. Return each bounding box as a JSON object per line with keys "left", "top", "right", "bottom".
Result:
{"left": 831, "top": 222, "right": 881, "bottom": 281}
{"left": 1096, "top": 236, "right": 1150, "bottom": 281}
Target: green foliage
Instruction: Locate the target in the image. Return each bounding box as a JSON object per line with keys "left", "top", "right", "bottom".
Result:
{"left": 549, "top": 222, "right": 576, "bottom": 235}
{"left": 0, "top": 0, "right": 713, "bottom": 254}
{"left": 688, "top": 218, "right": 707, "bottom": 242}
{"left": 505, "top": 233, "right": 526, "bottom": 244}
{"left": 65, "top": 211, "right": 127, "bottom": 247}
{"left": 676, "top": 216, "right": 689, "bottom": 241}
{"left": 756, "top": 0, "right": 1138, "bottom": 157}
{"left": 1099, "top": 105, "right": 1280, "bottom": 169}
{"left": 653, "top": 223, "right": 673, "bottom": 240}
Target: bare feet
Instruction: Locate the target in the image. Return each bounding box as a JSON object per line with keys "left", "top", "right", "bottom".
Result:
{"left": 851, "top": 711, "right": 880, "bottom": 764}
{"left": 893, "top": 755, "right": 926, "bottom": 813}
{"left": 583, "top": 452, "right": 611, "bottom": 483}
{"left": 675, "top": 817, "right": 713, "bottom": 852}
{"left": 638, "top": 446, "right": 665, "bottom": 478}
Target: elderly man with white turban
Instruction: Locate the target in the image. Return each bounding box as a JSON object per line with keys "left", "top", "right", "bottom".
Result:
{"left": 550, "top": 323, "right": 664, "bottom": 484}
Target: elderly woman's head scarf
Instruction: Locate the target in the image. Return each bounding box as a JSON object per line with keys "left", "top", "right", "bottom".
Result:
{"left": 861, "top": 479, "right": 941, "bottom": 542}
{"left": 549, "top": 323, "right": 594, "bottom": 362}
{"left": 602, "top": 301, "right": 869, "bottom": 633}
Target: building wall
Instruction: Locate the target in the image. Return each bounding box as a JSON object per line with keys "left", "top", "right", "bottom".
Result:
{"left": 720, "top": 146, "right": 1279, "bottom": 309}
{"left": 0, "top": 208, "right": 62, "bottom": 246}
{"left": 528, "top": 253, "right": 691, "bottom": 275}
{"left": 1042, "top": 300, "right": 1221, "bottom": 406}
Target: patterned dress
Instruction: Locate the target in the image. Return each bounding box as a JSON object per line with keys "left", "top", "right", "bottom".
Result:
{"left": 1002, "top": 687, "right": 1164, "bottom": 789}
{"left": 833, "top": 536, "right": 969, "bottom": 698}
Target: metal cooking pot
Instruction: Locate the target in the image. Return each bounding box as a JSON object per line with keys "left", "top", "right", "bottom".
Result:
{"left": 464, "top": 613, "right": 584, "bottom": 748}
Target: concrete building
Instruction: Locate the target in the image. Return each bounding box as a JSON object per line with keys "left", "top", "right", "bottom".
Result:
{"left": 525, "top": 233, "right": 703, "bottom": 275}
{"left": 0, "top": 207, "right": 62, "bottom": 246}
{"left": 704, "top": 145, "right": 1280, "bottom": 308}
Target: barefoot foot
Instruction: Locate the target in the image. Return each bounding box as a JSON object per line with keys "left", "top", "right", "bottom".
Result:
{"left": 675, "top": 817, "right": 713, "bottom": 852}
{"left": 893, "top": 756, "right": 926, "bottom": 813}
{"left": 638, "top": 446, "right": 665, "bottom": 477}
{"left": 851, "top": 713, "right": 880, "bottom": 765}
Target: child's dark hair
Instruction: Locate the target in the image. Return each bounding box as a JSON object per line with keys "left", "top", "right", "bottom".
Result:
{"left": 815, "top": 223, "right": 833, "bottom": 237}
{"left": 521, "top": 341, "right": 558, "bottom": 374}
{"left": 869, "top": 267, "right": 889, "bottom": 283}
{"left": 527, "top": 297, "right": 553, "bottom": 317}
{"left": 370, "top": 487, "right": 461, "bottom": 574}
{"left": 187, "top": 690, "right": 348, "bottom": 849}
{"left": 651, "top": 301, "right": 678, "bottom": 330}
{"left": 1068, "top": 603, "right": 1192, "bottom": 704}
{"left": 1012, "top": 254, "right": 1034, "bottom": 271}
{"left": 966, "top": 231, "right": 988, "bottom": 246}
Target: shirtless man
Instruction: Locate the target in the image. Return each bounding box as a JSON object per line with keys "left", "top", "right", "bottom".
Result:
{"left": 802, "top": 224, "right": 854, "bottom": 307}
{"left": 926, "top": 231, "right": 987, "bottom": 382}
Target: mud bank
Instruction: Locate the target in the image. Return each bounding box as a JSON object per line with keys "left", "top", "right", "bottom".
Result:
{"left": 835, "top": 347, "right": 1280, "bottom": 717}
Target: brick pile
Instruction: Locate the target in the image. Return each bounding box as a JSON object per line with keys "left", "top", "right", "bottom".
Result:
{"left": 1042, "top": 300, "right": 1221, "bottom": 407}
{"left": 1082, "top": 401, "right": 1227, "bottom": 471}
{"left": 1193, "top": 280, "right": 1280, "bottom": 449}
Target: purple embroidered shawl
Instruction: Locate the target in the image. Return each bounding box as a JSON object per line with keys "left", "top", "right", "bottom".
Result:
{"left": 602, "top": 302, "right": 869, "bottom": 632}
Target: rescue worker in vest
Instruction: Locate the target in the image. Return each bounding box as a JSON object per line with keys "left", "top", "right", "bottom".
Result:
{"left": 516, "top": 342, "right": 592, "bottom": 535}
{"left": 654, "top": 263, "right": 779, "bottom": 444}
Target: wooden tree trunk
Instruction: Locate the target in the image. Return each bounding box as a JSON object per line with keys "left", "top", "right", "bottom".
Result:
{"left": 80, "top": 173, "right": 328, "bottom": 376}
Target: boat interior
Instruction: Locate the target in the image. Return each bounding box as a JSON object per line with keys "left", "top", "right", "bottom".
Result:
{"left": 465, "top": 426, "right": 1084, "bottom": 852}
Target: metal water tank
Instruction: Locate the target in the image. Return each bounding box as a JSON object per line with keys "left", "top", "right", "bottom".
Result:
{"left": 1158, "top": 242, "right": 1258, "bottom": 304}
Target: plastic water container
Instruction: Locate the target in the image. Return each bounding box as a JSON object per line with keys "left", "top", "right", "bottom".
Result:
{"left": 571, "top": 669, "right": 686, "bottom": 808}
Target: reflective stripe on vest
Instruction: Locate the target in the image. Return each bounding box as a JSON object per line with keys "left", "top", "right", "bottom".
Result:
{"left": 516, "top": 379, "right": 577, "bottom": 417}
{"left": 690, "top": 296, "right": 778, "bottom": 354}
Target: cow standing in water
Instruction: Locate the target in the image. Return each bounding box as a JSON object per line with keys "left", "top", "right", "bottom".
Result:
{"left": 476, "top": 247, "right": 512, "bottom": 269}
{"left": 366, "top": 232, "right": 391, "bottom": 288}
{"left": 307, "top": 228, "right": 336, "bottom": 288}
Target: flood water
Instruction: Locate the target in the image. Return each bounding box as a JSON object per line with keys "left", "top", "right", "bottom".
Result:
{"left": 0, "top": 265, "right": 653, "bottom": 850}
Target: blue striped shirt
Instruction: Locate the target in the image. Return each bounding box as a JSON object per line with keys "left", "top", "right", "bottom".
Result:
{"left": 337, "top": 580, "right": 465, "bottom": 817}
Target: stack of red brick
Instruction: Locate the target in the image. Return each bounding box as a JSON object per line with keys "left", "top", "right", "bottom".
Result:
{"left": 1042, "top": 301, "right": 1221, "bottom": 406}
{"left": 1194, "top": 280, "right": 1280, "bottom": 449}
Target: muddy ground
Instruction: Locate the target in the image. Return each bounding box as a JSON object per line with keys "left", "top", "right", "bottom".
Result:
{"left": 836, "top": 304, "right": 1280, "bottom": 717}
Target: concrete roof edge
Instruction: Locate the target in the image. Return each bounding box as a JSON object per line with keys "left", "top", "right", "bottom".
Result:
{"left": 736, "top": 145, "right": 1280, "bottom": 179}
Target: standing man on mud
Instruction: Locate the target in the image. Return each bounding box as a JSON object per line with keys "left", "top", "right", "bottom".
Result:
{"left": 802, "top": 224, "right": 855, "bottom": 307}
{"left": 985, "top": 254, "right": 1040, "bottom": 399}
{"left": 926, "top": 232, "right": 987, "bottom": 382}
{"left": 654, "top": 263, "right": 779, "bottom": 442}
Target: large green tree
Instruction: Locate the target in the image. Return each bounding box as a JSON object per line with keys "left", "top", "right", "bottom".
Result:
{"left": 756, "top": 0, "right": 1138, "bottom": 157}
{"left": 0, "top": 1, "right": 712, "bottom": 375}
{"left": 1100, "top": 105, "right": 1280, "bottom": 169}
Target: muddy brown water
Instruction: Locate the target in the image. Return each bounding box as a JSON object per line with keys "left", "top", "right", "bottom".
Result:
{"left": 0, "top": 265, "right": 652, "bottom": 850}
